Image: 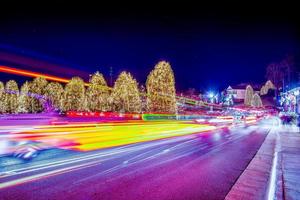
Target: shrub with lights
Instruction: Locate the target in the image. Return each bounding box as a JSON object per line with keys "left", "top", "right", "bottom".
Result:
{"left": 86, "top": 71, "right": 110, "bottom": 112}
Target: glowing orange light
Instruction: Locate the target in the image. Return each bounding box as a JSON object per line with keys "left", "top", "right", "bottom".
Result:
{"left": 0, "top": 65, "right": 90, "bottom": 86}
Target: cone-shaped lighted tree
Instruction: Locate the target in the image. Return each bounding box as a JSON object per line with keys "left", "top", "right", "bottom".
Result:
{"left": 244, "top": 85, "right": 254, "bottom": 106}
{"left": 260, "top": 80, "right": 276, "bottom": 95}
{"left": 4, "top": 80, "right": 19, "bottom": 113}
{"left": 260, "top": 85, "right": 267, "bottom": 96}
{"left": 18, "top": 81, "right": 32, "bottom": 113}
{"left": 251, "top": 93, "right": 263, "bottom": 107}
{"left": 29, "top": 77, "right": 48, "bottom": 113}
{"left": 61, "top": 77, "right": 86, "bottom": 111}
{"left": 146, "top": 61, "right": 176, "bottom": 113}
{"left": 44, "top": 82, "right": 64, "bottom": 111}
{"left": 265, "top": 80, "right": 275, "bottom": 90}
{"left": 0, "top": 81, "right": 5, "bottom": 113}
{"left": 86, "top": 72, "right": 110, "bottom": 111}
{"left": 111, "top": 71, "right": 141, "bottom": 113}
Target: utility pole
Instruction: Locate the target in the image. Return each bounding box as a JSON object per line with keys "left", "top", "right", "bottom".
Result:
{"left": 109, "top": 66, "right": 113, "bottom": 86}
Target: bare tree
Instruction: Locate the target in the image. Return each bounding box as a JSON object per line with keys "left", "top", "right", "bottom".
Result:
{"left": 266, "top": 55, "right": 294, "bottom": 92}
{"left": 266, "top": 63, "right": 284, "bottom": 89}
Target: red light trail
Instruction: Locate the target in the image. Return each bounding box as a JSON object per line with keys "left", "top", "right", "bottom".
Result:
{"left": 0, "top": 65, "right": 90, "bottom": 86}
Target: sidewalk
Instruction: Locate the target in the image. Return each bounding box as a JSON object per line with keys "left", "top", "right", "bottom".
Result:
{"left": 225, "top": 125, "right": 300, "bottom": 200}
{"left": 279, "top": 126, "right": 300, "bottom": 199}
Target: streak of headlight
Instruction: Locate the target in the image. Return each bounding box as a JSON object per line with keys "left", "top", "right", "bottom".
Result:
{"left": 267, "top": 150, "right": 278, "bottom": 200}
{"left": 267, "top": 127, "right": 280, "bottom": 200}
{"left": 0, "top": 65, "right": 69, "bottom": 83}
{"left": 0, "top": 161, "right": 99, "bottom": 189}
{"left": 1, "top": 134, "right": 196, "bottom": 177}
{"left": 0, "top": 65, "right": 89, "bottom": 86}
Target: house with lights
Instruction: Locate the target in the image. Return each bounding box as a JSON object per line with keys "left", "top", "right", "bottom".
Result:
{"left": 225, "top": 83, "right": 261, "bottom": 103}
{"left": 280, "top": 86, "right": 300, "bottom": 114}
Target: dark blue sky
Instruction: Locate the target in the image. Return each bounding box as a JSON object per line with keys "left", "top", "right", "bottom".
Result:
{"left": 0, "top": 3, "right": 299, "bottom": 92}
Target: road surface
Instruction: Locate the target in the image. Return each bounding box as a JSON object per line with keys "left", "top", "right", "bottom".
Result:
{"left": 0, "top": 120, "right": 270, "bottom": 200}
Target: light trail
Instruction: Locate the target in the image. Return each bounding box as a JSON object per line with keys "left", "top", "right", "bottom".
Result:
{"left": 0, "top": 131, "right": 209, "bottom": 189}
{"left": 14, "top": 122, "right": 216, "bottom": 151}
{"left": 0, "top": 65, "right": 71, "bottom": 83}
{"left": 0, "top": 122, "right": 262, "bottom": 192}
{"left": 0, "top": 160, "right": 100, "bottom": 190}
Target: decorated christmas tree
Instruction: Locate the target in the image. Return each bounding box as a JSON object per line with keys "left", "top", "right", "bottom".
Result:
{"left": 0, "top": 81, "right": 5, "bottom": 113}
{"left": 244, "top": 85, "right": 254, "bottom": 106}
{"left": 61, "top": 77, "right": 86, "bottom": 111}
{"left": 44, "top": 82, "right": 64, "bottom": 111}
{"left": 86, "top": 72, "right": 110, "bottom": 111}
{"left": 251, "top": 93, "right": 263, "bottom": 107}
{"left": 29, "top": 77, "right": 48, "bottom": 113}
{"left": 260, "top": 80, "right": 276, "bottom": 95}
{"left": 111, "top": 71, "right": 141, "bottom": 113}
{"left": 4, "top": 80, "right": 19, "bottom": 113}
{"left": 146, "top": 61, "right": 176, "bottom": 113}
{"left": 18, "top": 81, "right": 32, "bottom": 113}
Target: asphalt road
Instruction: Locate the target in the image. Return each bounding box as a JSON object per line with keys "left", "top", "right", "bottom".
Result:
{"left": 0, "top": 123, "right": 269, "bottom": 200}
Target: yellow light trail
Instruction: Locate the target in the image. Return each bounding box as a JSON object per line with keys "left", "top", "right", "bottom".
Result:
{"left": 15, "top": 121, "right": 216, "bottom": 151}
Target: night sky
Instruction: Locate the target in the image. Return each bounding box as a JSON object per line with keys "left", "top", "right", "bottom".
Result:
{"left": 0, "top": 3, "right": 299, "bottom": 92}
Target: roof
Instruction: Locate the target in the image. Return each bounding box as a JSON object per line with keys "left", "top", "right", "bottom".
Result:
{"left": 226, "top": 83, "right": 263, "bottom": 90}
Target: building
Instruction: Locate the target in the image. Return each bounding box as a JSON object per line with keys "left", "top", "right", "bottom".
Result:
{"left": 226, "top": 83, "right": 261, "bottom": 103}
{"left": 280, "top": 86, "right": 300, "bottom": 114}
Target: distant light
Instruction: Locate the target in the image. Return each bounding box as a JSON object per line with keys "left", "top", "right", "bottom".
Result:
{"left": 208, "top": 92, "right": 214, "bottom": 98}
{"left": 294, "top": 90, "right": 300, "bottom": 96}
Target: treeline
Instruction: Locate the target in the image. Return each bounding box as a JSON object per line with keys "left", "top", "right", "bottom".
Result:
{"left": 0, "top": 61, "right": 177, "bottom": 114}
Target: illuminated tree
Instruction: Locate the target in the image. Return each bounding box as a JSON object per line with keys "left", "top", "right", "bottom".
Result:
{"left": 251, "top": 93, "right": 263, "bottom": 107}
{"left": 18, "top": 81, "right": 32, "bottom": 113}
{"left": 61, "top": 77, "right": 86, "bottom": 111}
{"left": 44, "top": 82, "right": 64, "bottom": 111}
{"left": 29, "top": 77, "right": 48, "bottom": 113}
{"left": 244, "top": 85, "right": 254, "bottom": 106}
{"left": 265, "top": 80, "right": 276, "bottom": 90}
{"left": 4, "top": 80, "right": 19, "bottom": 113}
{"left": 111, "top": 71, "right": 141, "bottom": 113}
{"left": 0, "top": 81, "right": 5, "bottom": 113}
{"left": 260, "top": 85, "right": 267, "bottom": 96}
{"left": 260, "top": 80, "right": 276, "bottom": 95}
{"left": 146, "top": 61, "right": 176, "bottom": 113}
{"left": 86, "top": 72, "right": 110, "bottom": 111}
